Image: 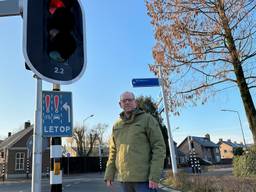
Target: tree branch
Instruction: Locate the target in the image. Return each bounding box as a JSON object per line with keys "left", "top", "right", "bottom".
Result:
{"left": 177, "top": 79, "right": 236, "bottom": 94}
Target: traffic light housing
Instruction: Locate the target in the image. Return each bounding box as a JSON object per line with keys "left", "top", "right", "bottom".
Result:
{"left": 23, "top": 0, "right": 86, "bottom": 84}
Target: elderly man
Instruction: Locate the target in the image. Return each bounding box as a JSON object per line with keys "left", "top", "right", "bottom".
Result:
{"left": 104, "top": 91, "right": 166, "bottom": 192}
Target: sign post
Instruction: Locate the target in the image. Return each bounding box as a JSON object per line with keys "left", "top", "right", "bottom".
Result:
{"left": 158, "top": 66, "right": 178, "bottom": 176}
{"left": 0, "top": 0, "right": 21, "bottom": 17}
{"left": 67, "top": 153, "right": 70, "bottom": 176}
{"left": 31, "top": 77, "right": 43, "bottom": 192}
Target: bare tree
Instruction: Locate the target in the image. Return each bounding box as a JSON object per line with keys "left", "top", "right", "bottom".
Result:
{"left": 73, "top": 124, "right": 86, "bottom": 156}
{"left": 72, "top": 123, "right": 109, "bottom": 156}
{"left": 146, "top": 0, "right": 256, "bottom": 143}
{"left": 93, "top": 123, "right": 108, "bottom": 144}
{"left": 85, "top": 123, "right": 108, "bottom": 156}
{"left": 85, "top": 130, "right": 98, "bottom": 156}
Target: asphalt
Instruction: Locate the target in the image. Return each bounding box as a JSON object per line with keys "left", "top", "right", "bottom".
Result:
{"left": 0, "top": 173, "right": 181, "bottom": 192}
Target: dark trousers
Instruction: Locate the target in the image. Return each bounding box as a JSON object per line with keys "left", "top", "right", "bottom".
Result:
{"left": 120, "top": 182, "right": 158, "bottom": 192}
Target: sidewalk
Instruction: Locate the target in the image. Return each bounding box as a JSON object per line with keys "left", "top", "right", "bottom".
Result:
{"left": 159, "top": 184, "right": 181, "bottom": 192}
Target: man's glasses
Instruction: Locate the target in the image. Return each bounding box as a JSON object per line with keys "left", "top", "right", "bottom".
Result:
{"left": 120, "top": 98, "right": 135, "bottom": 103}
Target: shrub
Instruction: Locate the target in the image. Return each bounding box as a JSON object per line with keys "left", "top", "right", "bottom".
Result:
{"left": 233, "top": 147, "right": 244, "bottom": 156}
{"left": 233, "top": 145, "right": 256, "bottom": 177}
{"left": 161, "top": 169, "right": 256, "bottom": 191}
{"left": 161, "top": 171, "right": 221, "bottom": 191}
{"left": 161, "top": 170, "right": 184, "bottom": 189}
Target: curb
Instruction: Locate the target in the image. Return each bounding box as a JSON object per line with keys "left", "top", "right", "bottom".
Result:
{"left": 159, "top": 184, "right": 181, "bottom": 192}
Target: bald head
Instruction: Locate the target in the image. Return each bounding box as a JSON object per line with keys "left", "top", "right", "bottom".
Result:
{"left": 120, "top": 91, "right": 135, "bottom": 101}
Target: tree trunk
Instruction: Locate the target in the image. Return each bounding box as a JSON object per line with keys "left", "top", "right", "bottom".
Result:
{"left": 86, "top": 134, "right": 98, "bottom": 156}
{"left": 218, "top": 1, "right": 256, "bottom": 144}
{"left": 234, "top": 60, "right": 256, "bottom": 144}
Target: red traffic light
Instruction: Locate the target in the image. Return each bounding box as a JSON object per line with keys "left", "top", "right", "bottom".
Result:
{"left": 49, "top": 0, "right": 65, "bottom": 14}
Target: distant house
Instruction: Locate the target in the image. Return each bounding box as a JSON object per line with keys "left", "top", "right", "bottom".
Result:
{"left": 0, "top": 121, "right": 50, "bottom": 179}
{"left": 218, "top": 139, "right": 245, "bottom": 159}
{"left": 178, "top": 134, "right": 221, "bottom": 164}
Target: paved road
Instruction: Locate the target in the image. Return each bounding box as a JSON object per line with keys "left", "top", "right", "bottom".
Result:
{"left": 0, "top": 173, "right": 170, "bottom": 192}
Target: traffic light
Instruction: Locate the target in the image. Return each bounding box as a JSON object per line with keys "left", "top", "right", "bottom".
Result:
{"left": 23, "top": 0, "right": 86, "bottom": 84}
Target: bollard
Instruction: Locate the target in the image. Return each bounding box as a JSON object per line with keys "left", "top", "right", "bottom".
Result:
{"left": 189, "top": 148, "right": 201, "bottom": 174}
{"left": 50, "top": 137, "right": 62, "bottom": 192}
{"left": 26, "top": 158, "right": 30, "bottom": 179}
{"left": 2, "top": 159, "right": 5, "bottom": 182}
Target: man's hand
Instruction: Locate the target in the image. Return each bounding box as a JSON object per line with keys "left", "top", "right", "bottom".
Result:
{"left": 106, "top": 180, "right": 112, "bottom": 187}
{"left": 149, "top": 180, "right": 158, "bottom": 189}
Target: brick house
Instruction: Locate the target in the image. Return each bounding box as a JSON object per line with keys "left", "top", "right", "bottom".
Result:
{"left": 178, "top": 134, "right": 221, "bottom": 164}
{"left": 0, "top": 121, "right": 50, "bottom": 179}
{"left": 218, "top": 139, "right": 245, "bottom": 159}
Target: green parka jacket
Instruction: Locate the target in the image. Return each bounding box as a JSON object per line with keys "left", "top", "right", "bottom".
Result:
{"left": 104, "top": 109, "right": 166, "bottom": 183}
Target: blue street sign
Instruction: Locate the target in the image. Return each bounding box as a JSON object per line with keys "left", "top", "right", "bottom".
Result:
{"left": 42, "top": 91, "right": 73, "bottom": 137}
{"left": 132, "top": 78, "right": 160, "bottom": 87}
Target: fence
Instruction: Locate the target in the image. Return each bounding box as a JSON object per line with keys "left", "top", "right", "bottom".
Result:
{"left": 62, "top": 156, "right": 108, "bottom": 174}
{"left": 62, "top": 157, "right": 181, "bottom": 175}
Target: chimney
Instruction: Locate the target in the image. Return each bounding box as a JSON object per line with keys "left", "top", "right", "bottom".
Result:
{"left": 205, "top": 134, "right": 210, "bottom": 141}
{"left": 227, "top": 139, "right": 231, "bottom": 142}
{"left": 8, "top": 132, "right": 11, "bottom": 137}
{"left": 24, "top": 121, "right": 31, "bottom": 129}
{"left": 219, "top": 138, "right": 223, "bottom": 142}
{"left": 234, "top": 141, "right": 237, "bottom": 144}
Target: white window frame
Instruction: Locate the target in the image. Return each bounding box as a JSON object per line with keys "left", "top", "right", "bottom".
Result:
{"left": 15, "top": 152, "right": 25, "bottom": 170}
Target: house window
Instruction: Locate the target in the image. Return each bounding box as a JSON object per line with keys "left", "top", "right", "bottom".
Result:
{"left": 0, "top": 152, "right": 4, "bottom": 158}
{"left": 15, "top": 152, "right": 25, "bottom": 170}
{"left": 224, "top": 150, "right": 227, "bottom": 153}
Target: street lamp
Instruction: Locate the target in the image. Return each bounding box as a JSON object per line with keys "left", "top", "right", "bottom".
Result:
{"left": 83, "top": 114, "right": 94, "bottom": 127}
{"left": 221, "top": 109, "right": 247, "bottom": 149}
{"left": 82, "top": 114, "right": 94, "bottom": 156}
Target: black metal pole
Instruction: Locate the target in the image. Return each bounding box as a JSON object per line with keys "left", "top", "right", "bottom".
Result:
{"left": 50, "top": 137, "right": 62, "bottom": 192}
{"left": 50, "top": 84, "right": 62, "bottom": 192}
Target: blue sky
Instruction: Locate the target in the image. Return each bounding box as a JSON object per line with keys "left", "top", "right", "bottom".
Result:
{"left": 0, "top": 0, "right": 253, "bottom": 145}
